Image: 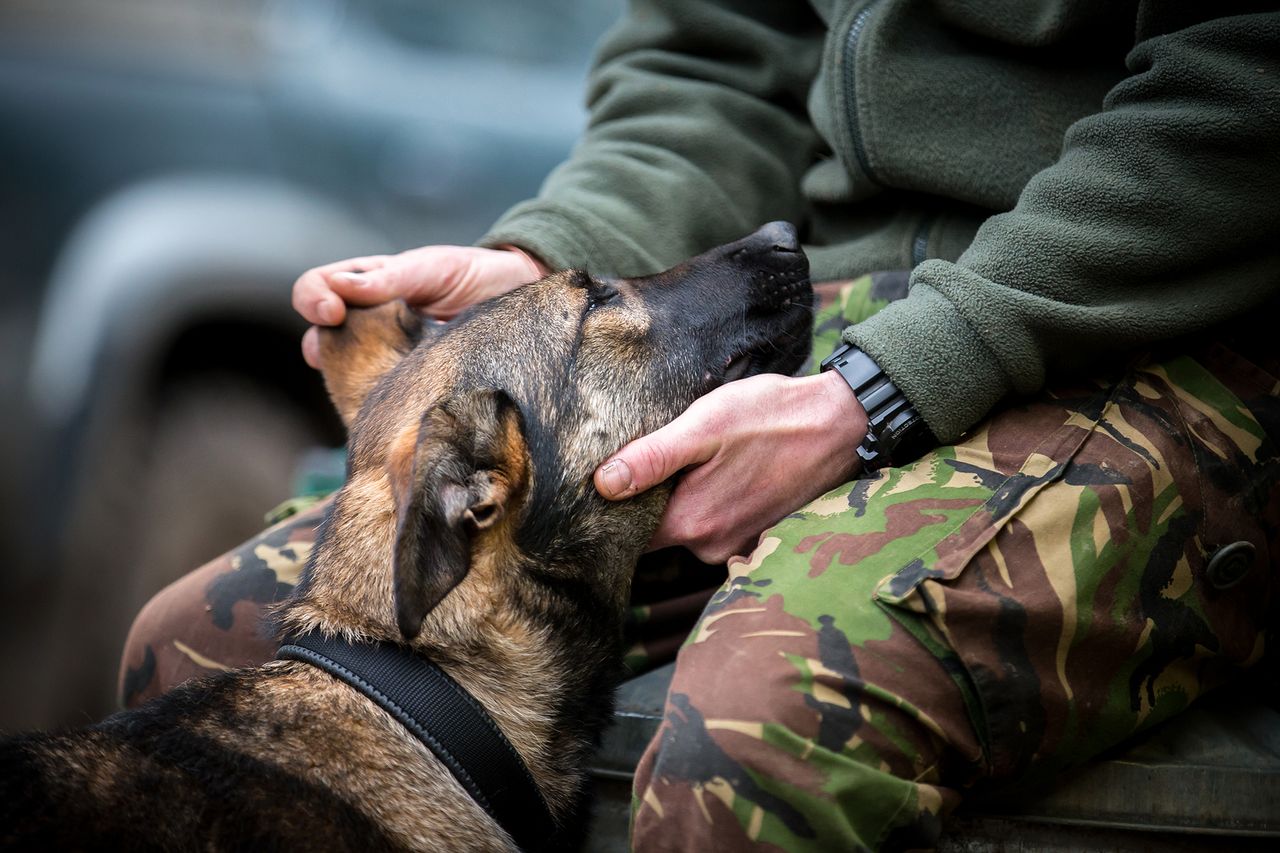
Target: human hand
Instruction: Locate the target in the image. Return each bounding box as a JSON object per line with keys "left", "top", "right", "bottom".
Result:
{"left": 593, "top": 370, "right": 868, "bottom": 564}
{"left": 293, "top": 245, "right": 547, "bottom": 368}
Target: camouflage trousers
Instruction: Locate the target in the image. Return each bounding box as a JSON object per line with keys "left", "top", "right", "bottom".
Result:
{"left": 119, "top": 277, "right": 1280, "bottom": 851}
{"left": 118, "top": 503, "right": 721, "bottom": 709}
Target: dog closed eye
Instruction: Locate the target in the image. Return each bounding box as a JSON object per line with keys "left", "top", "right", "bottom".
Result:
{"left": 586, "top": 284, "right": 619, "bottom": 312}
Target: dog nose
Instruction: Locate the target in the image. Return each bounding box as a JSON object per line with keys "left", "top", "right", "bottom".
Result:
{"left": 680, "top": 221, "right": 807, "bottom": 284}
{"left": 748, "top": 221, "right": 801, "bottom": 255}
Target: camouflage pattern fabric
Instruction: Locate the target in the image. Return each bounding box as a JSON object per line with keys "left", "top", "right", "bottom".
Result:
{"left": 117, "top": 502, "right": 724, "bottom": 709}
{"left": 118, "top": 501, "right": 330, "bottom": 708}
{"left": 120, "top": 502, "right": 733, "bottom": 710}
{"left": 631, "top": 278, "right": 1280, "bottom": 851}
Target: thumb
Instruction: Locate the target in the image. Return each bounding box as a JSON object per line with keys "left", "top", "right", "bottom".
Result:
{"left": 595, "top": 418, "right": 717, "bottom": 501}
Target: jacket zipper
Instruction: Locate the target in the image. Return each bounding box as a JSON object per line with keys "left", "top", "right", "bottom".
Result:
{"left": 843, "top": 0, "right": 885, "bottom": 185}
{"left": 911, "top": 216, "right": 933, "bottom": 266}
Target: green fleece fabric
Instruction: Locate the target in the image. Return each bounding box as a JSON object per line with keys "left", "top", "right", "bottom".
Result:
{"left": 480, "top": 0, "right": 1280, "bottom": 442}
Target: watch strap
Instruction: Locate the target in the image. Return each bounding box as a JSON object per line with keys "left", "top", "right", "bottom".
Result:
{"left": 820, "top": 342, "right": 931, "bottom": 471}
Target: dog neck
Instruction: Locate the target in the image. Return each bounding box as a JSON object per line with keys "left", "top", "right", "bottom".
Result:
{"left": 413, "top": 559, "right": 630, "bottom": 822}
{"left": 276, "top": 628, "right": 557, "bottom": 849}
{"left": 276, "top": 491, "right": 641, "bottom": 825}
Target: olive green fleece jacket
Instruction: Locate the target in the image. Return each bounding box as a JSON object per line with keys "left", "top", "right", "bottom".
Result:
{"left": 481, "top": 0, "right": 1280, "bottom": 443}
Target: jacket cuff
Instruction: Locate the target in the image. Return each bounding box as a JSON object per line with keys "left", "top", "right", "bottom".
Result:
{"left": 478, "top": 203, "right": 666, "bottom": 277}
{"left": 843, "top": 270, "right": 1012, "bottom": 444}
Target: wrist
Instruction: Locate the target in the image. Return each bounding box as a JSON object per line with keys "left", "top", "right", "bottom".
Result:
{"left": 797, "top": 371, "right": 869, "bottom": 484}
{"left": 816, "top": 368, "right": 868, "bottom": 435}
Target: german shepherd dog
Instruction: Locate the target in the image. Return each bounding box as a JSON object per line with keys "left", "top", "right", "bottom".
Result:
{"left": 0, "top": 223, "right": 812, "bottom": 851}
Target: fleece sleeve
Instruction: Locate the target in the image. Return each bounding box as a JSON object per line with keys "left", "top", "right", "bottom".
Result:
{"left": 847, "top": 8, "right": 1280, "bottom": 443}
{"left": 478, "top": 0, "right": 825, "bottom": 276}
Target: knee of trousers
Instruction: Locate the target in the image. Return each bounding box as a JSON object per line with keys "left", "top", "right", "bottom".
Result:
{"left": 116, "top": 503, "right": 325, "bottom": 708}
{"left": 117, "top": 557, "right": 231, "bottom": 708}
{"left": 630, "top": 582, "right": 978, "bottom": 851}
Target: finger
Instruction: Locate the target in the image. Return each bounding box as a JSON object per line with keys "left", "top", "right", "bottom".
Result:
{"left": 649, "top": 521, "right": 755, "bottom": 565}
{"left": 327, "top": 248, "right": 464, "bottom": 314}
{"left": 292, "top": 269, "right": 346, "bottom": 326}
{"left": 334, "top": 255, "right": 392, "bottom": 274}
{"left": 719, "top": 533, "right": 761, "bottom": 566}
{"left": 301, "top": 326, "right": 322, "bottom": 370}
{"left": 645, "top": 519, "right": 678, "bottom": 553}
{"left": 291, "top": 256, "right": 389, "bottom": 325}
{"left": 594, "top": 419, "right": 719, "bottom": 501}
{"left": 645, "top": 509, "right": 750, "bottom": 564}
{"left": 325, "top": 268, "right": 403, "bottom": 306}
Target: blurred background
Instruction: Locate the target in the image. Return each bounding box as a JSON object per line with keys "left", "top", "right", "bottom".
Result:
{"left": 0, "top": 0, "right": 622, "bottom": 731}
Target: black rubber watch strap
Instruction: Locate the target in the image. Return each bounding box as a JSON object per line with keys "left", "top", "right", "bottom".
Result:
{"left": 820, "top": 342, "right": 932, "bottom": 471}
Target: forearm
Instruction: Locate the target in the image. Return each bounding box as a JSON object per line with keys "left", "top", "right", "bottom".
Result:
{"left": 480, "top": 0, "right": 825, "bottom": 275}
{"left": 849, "top": 8, "right": 1280, "bottom": 443}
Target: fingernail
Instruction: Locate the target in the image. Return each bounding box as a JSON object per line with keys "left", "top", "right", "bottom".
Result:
{"left": 330, "top": 271, "right": 366, "bottom": 285}
{"left": 599, "top": 459, "right": 633, "bottom": 498}
{"left": 317, "top": 297, "right": 341, "bottom": 325}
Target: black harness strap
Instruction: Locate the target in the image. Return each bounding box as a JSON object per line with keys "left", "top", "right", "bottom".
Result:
{"left": 277, "top": 630, "right": 555, "bottom": 851}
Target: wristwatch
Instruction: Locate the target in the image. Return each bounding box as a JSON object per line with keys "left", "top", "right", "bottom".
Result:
{"left": 820, "top": 342, "right": 933, "bottom": 471}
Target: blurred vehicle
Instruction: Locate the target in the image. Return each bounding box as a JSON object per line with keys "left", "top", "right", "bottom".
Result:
{"left": 0, "top": 0, "right": 621, "bottom": 729}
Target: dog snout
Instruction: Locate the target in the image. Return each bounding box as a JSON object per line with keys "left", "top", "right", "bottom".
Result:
{"left": 732, "top": 223, "right": 808, "bottom": 311}
{"left": 730, "top": 221, "right": 802, "bottom": 262}
{"left": 754, "top": 221, "right": 801, "bottom": 254}
{"left": 735, "top": 224, "right": 808, "bottom": 290}
{"left": 635, "top": 222, "right": 810, "bottom": 316}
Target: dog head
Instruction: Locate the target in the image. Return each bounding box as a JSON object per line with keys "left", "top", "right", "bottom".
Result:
{"left": 282, "top": 222, "right": 812, "bottom": 648}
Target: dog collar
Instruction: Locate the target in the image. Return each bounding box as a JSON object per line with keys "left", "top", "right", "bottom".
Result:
{"left": 277, "top": 630, "right": 556, "bottom": 851}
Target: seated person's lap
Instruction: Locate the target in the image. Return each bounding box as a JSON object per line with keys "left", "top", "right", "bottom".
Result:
{"left": 119, "top": 276, "right": 1278, "bottom": 850}
{"left": 632, "top": 336, "right": 1278, "bottom": 850}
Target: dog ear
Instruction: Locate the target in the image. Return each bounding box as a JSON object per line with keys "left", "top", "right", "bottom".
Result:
{"left": 318, "top": 301, "right": 436, "bottom": 427}
{"left": 389, "top": 388, "right": 530, "bottom": 640}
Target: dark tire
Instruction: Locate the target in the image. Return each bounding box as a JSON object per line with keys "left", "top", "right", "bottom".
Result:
{"left": 37, "top": 377, "right": 330, "bottom": 727}
{"left": 126, "top": 378, "right": 322, "bottom": 609}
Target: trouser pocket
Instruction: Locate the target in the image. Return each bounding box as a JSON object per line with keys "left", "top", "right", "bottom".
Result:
{"left": 874, "top": 346, "right": 1278, "bottom": 783}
